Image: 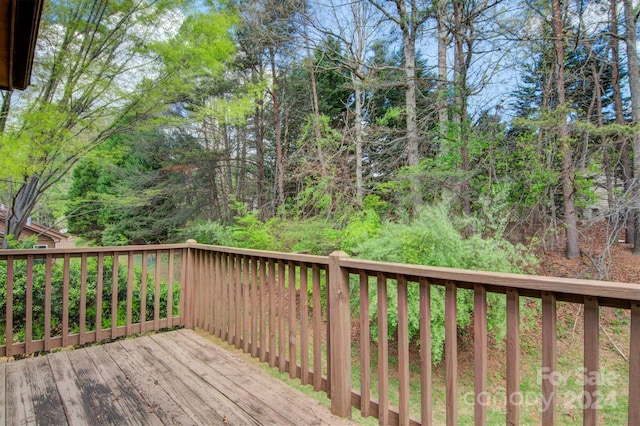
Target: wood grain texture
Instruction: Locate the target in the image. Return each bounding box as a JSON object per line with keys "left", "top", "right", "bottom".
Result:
{"left": 419, "top": 278, "right": 432, "bottom": 426}
{"left": 583, "top": 296, "right": 599, "bottom": 426}
{"left": 445, "top": 282, "right": 458, "bottom": 426}
{"left": 328, "top": 251, "right": 351, "bottom": 417}
{"left": 542, "top": 292, "right": 557, "bottom": 425}
{"left": 377, "top": 273, "right": 389, "bottom": 425}
{"left": 359, "top": 271, "right": 371, "bottom": 418}
{"left": 397, "top": 276, "right": 410, "bottom": 426}
{"left": 629, "top": 303, "right": 640, "bottom": 424}
{"left": 2, "top": 329, "right": 355, "bottom": 426}
{"left": 506, "top": 288, "right": 520, "bottom": 426}
{"left": 474, "top": 284, "right": 488, "bottom": 426}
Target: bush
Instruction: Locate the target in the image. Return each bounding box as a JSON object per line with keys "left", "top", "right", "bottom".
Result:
{"left": 353, "top": 203, "right": 536, "bottom": 363}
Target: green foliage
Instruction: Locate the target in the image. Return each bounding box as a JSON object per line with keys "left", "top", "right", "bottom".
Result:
{"left": 67, "top": 129, "right": 204, "bottom": 245}
{"left": 353, "top": 203, "right": 536, "bottom": 363}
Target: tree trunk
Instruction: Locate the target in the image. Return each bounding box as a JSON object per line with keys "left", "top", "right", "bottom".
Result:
{"left": 255, "top": 102, "right": 266, "bottom": 218}
{"left": 3, "top": 177, "right": 40, "bottom": 248}
{"left": 395, "top": 0, "right": 421, "bottom": 211}
{"left": 610, "top": 0, "right": 634, "bottom": 242}
{"left": 437, "top": 0, "right": 449, "bottom": 155}
{"left": 0, "top": 90, "right": 13, "bottom": 133}
{"left": 623, "top": 0, "right": 640, "bottom": 253}
{"left": 269, "top": 48, "right": 286, "bottom": 215}
{"left": 552, "top": 0, "right": 580, "bottom": 259}
{"left": 354, "top": 82, "right": 364, "bottom": 203}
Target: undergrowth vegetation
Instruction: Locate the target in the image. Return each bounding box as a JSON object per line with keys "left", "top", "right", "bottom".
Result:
{"left": 181, "top": 200, "right": 538, "bottom": 363}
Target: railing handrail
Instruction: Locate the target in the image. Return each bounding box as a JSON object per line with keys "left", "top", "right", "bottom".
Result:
{"left": 339, "top": 257, "right": 640, "bottom": 308}
{"left": 187, "top": 243, "right": 331, "bottom": 265}
{"left": 0, "top": 243, "right": 190, "bottom": 259}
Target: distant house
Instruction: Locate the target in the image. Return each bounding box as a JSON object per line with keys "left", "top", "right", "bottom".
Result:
{"left": 0, "top": 210, "right": 74, "bottom": 249}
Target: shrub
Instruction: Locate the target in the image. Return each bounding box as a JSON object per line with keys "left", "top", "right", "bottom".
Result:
{"left": 353, "top": 203, "right": 536, "bottom": 363}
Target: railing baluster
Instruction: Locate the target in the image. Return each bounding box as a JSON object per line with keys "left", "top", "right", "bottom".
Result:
{"left": 154, "top": 250, "right": 162, "bottom": 331}
{"left": 5, "top": 256, "right": 12, "bottom": 357}
{"left": 140, "top": 252, "right": 148, "bottom": 333}
{"left": 629, "top": 302, "right": 640, "bottom": 424}
{"left": 278, "top": 261, "right": 286, "bottom": 372}
{"left": 180, "top": 247, "right": 188, "bottom": 328}
{"left": 111, "top": 253, "right": 118, "bottom": 340}
{"left": 542, "top": 291, "right": 557, "bottom": 425}
{"left": 229, "top": 254, "right": 237, "bottom": 345}
{"left": 300, "top": 264, "right": 309, "bottom": 385}
{"left": 259, "top": 258, "right": 267, "bottom": 362}
{"left": 420, "top": 278, "right": 432, "bottom": 426}
{"left": 80, "top": 253, "right": 88, "bottom": 345}
{"left": 244, "top": 256, "right": 251, "bottom": 352}
{"left": 44, "top": 255, "right": 52, "bottom": 351}
{"left": 312, "top": 264, "right": 322, "bottom": 391}
{"left": 63, "top": 253, "right": 71, "bottom": 345}
{"left": 167, "top": 249, "right": 175, "bottom": 328}
{"left": 25, "top": 255, "right": 33, "bottom": 354}
{"left": 222, "top": 253, "right": 229, "bottom": 341}
{"left": 268, "top": 259, "right": 276, "bottom": 368}
{"left": 251, "top": 257, "right": 259, "bottom": 358}
{"left": 126, "top": 252, "right": 134, "bottom": 336}
{"left": 235, "top": 255, "right": 243, "bottom": 349}
{"left": 474, "top": 284, "right": 487, "bottom": 426}
{"left": 398, "top": 275, "right": 410, "bottom": 426}
{"left": 207, "top": 251, "right": 214, "bottom": 333}
{"left": 201, "top": 250, "right": 208, "bottom": 332}
{"left": 583, "top": 296, "right": 599, "bottom": 425}
{"left": 506, "top": 288, "right": 520, "bottom": 426}
{"left": 377, "top": 273, "right": 389, "bottom": 425}
{"left": 359, "top": 271, "right": 371, "bottom": 418}
{"left": 445, "top": 281, "right": 458, "bottom": 426}
{"left": 214, "top": 252, "right": 222, "bottom": 338}
{"left": 288, "top": 260, "right": 297, "bottom": 379}
{"left": 96, "top": 253, "right": 104, "bottom": 341}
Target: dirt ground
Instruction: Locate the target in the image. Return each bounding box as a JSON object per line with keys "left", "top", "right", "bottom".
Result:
{"left": 534, "top": 221, "right": 640, "bottom": 284}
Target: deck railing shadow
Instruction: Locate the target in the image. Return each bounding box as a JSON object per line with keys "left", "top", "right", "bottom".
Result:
{"left": 1, "top": 241, "right": 639, "bottom": 425}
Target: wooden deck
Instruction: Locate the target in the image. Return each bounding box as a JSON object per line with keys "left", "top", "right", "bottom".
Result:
{"left": 0, "top": 329, "right": 355, "bottom": 425}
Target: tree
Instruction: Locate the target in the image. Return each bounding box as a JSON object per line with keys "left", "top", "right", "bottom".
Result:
{"left": 67, "top": 129, "right": 202, "bottom": 245}
{"left": 622, "top": 0, "right": 640, "bottom": 254}
{"left": 309, "top": 0, "right": 380, "bottom": 204}
{"left": 368, "top": 0, "right": 429, "bottom": 209}
{"left": 0, "top": 0, "right": 236, "bottom": 247}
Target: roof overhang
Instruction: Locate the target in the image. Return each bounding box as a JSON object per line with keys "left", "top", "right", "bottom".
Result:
{"left": 0, "top": 0, "right": 45, "bottom": 91}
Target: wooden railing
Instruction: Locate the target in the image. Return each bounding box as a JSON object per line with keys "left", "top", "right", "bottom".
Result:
{"left": 2, "top": 241, "right": 640, "bottom": 425}
{"left": 0, "top": 245, "right": 186, "bottom": 357}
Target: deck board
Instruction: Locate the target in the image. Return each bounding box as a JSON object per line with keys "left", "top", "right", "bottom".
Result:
{"left": 2, "top": 329, "right": 354, "bottom": 426}
{"left": 25, "top": 357, "right": 67, "bottom": 425}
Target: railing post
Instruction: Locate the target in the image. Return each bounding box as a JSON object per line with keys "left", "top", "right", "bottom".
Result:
{"left": 183, "top": 239, "right": 198, "bottom": 330}
{"left": 328, "top": 251, "right": 352, "bottom": 418}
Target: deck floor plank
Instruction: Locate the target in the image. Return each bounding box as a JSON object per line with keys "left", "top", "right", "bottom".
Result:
{"left": 131, "top": 335, "right": 263, "bottom": 426}
{"left": 150, "top": 331, "right": 295, "bottom": 425}
{"left": 82, "top": 345, "right": 164, "bottom": 426}
{"left": 0, "top": 362, "right": 5, "bottom": 426}
{"left": 5, "top": 359, "right": 36, "bottom": 425}
{"left": 101, "top": 340, "right": 203, "bottom": 426}
{"left": 47, "top": 351, "right": 105, "bottom": 426}
{"left": 2, "top": 329, "right": 355, "bottom": 426}
{"left": 176, "top": 329, "right": 342, "bottom": 425}
{"left": 25, "top": 357, "right": 68, "bottom": 426}
{"left": 116, "top": 337, "right": 237, "bottom": 426}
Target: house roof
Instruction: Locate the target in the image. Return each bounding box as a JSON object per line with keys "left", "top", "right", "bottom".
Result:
{"left": 0, "top": 0, "right": 45, "bottom": 91}
{"left": 0, "top": 209, "right": 68, "bottom": 242}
